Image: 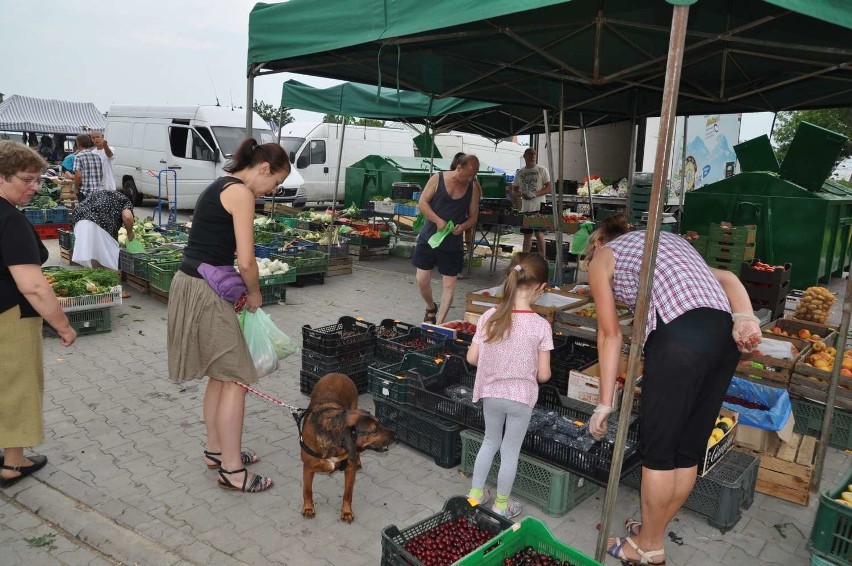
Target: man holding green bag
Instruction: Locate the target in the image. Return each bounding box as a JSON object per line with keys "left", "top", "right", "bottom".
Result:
{"left": 412, "top": 155, "right": 481, "bottom": 324}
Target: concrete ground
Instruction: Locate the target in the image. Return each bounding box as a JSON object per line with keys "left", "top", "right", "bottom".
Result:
{"left": 2, "top": 227, "right": 850, "bottom": 566}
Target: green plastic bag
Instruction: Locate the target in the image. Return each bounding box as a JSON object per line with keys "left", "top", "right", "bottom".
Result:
{"left": 125, "top": 237, "right": 145, "bottom": 253}
{"left": 428, "top": 220, "right": 455, "bottom": 249}
{"left": 412, "top": 212, "right": 425, "bottom": 233}
{"left": 570, "top": 221, "right": 595, "bottom": 255}
{"left": 239, "top": 308, "right": 280, "bottom": 378}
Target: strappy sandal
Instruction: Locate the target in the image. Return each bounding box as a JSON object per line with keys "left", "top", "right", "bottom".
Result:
{"left": 0, "top": 455, "right": 48, "bottom": 489}
{"left": 625, "top": 518, "right": 642, "bottom": 537}
{"left": 203, "top": 449, "right": 259, "bottom": 470}
{"left": 424, "top": 302, "right": 439, "bottom": 324}
{"left": 217, "top": 467, "right": 273, "bottom": 493}
{"left": 607, "top": 536, "right": 665, "bottom": 565}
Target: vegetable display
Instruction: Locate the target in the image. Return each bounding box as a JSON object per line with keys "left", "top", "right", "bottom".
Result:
{"left": 43, "top": 269, "right": 120, "bottom": 298}
{"left": 118, "top": 220, "right": 168, "bottom": 247}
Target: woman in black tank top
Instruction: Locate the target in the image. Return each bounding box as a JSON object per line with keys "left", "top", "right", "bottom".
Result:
{"left": 412, "top": 154, "right": 481, "bottom": 324}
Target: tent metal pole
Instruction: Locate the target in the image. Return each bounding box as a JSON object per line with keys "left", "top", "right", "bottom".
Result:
{"left": 812, "top": 267, "right": 851, "bottom": 491}
{"left": 769, "top": 111, "right": 778, "bottom": 141}
{"left": 581, "top": 113, "right": 594, "bottom": 221}
{"left": 594, "top": 4, "right": 691, "bottom": 561}
{"left": 246, "top": 66, "right": 256, "bottom": 139}
{"left": 543, "top": 110, "right": 557, "bottom": 232}
{"left": 328, "top": 119, "right": 347, "bottom": 258}
{"left": 677, "top": 115, "right": 689, "bottom": 230}
{"left": 554, "top": 86, "right": 565, "bottom": 285}
{"left": 627, "top": 91, "right": 639, "bottom": 187}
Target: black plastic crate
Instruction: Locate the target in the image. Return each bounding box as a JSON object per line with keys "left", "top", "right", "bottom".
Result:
{"left": 374, "top": 319, "right": 418, "bottom": 344}
{"left": 418, "top": 338, "right": 474, "bottom": 373}
{"left": 622, "top": 449, "right": 759, "bottom": 533}
{"left": 260, "top": 283, "right": 287, "bottom": 305}
{"left": 368, "top": 354, "right": 446, "bottom": 404}
{"left": 376, "top": 327, "right": 447, "bottom": 364}
{"left": 373, "top": 396, "right": 462, "bottom": 468}
{"left": 302, "top": 316, "right": 375, "bottom": 357}
{"left": 300, "top": 368, "right": 368, "bottom": 396}
{"left": 380, "top": 496, "right": 513, "bottom": 566}
{"left": 407, "top": 358, "right": 497, "bottom": 431}
{"left": 550, "top": 336, "right": 599, "bottom": 393}
{"left": 293, "top": 272, "right": 326, "bottom": 287}
{"left": 390, "top": 182, "right": 421, "bottom": 201}
{"left": 302, "top": 348, "right": 374, "bottom": 377}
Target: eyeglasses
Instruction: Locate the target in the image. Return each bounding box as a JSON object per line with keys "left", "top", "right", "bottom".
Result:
{"left": 14, "top": 174, "right": 41, "bottom": 186}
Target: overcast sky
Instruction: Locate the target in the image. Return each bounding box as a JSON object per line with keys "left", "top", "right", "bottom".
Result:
{"left": 1, "top": 0, "right": 775, "bottom": 141}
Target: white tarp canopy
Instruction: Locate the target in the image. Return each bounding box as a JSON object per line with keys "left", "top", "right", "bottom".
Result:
{"left": 0, "top": 95, "right": 105, "bottom": 135}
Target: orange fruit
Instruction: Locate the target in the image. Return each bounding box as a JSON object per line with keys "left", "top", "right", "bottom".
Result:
{"left": 799, "top": 329, "right": 811, "bottom": 339}
{"left": 841, "top": 369, "right": 852, "bottom": 377}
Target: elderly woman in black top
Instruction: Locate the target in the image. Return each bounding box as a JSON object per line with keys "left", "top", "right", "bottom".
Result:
{"left": 71, "top": 190, "right": 136, "bottom": 271}
{"left": 0, "top": 141, "right": 76, "bottom": 488}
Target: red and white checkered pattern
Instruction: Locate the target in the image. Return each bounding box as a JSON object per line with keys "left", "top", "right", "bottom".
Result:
{"left": 605, "top": 231, "right": 730, "bottom": 341}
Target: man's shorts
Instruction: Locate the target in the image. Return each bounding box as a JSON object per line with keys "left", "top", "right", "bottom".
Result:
{"left": 411, "top": 243, "right": 465, "bottom": 277}
{"left": 520, "top": 227, "right": 547, "bottom": 235}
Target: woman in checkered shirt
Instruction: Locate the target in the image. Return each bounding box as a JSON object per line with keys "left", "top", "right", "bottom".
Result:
{"left": 585, "top": 214, "right": 761, "bottom": 566}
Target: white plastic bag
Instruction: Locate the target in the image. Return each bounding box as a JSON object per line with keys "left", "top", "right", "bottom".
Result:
{"left": 257, "top": 309, "right": 299, "bottom": 360}
{"left": 239, "top": 309, "right": 280, "bottom": 377}
{"left": 752, "top": 337, "right": 798, "bottom": 360}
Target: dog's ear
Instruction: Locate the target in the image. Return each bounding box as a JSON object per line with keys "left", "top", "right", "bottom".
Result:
{"left": 344, "top": 410, "right": 368, "bottom": 428}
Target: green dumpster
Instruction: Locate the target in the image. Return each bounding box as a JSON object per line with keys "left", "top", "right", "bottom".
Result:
{"left": 344, "top": 155, "right": 506, "bottom": 208}
{"left": 682, "top": 123, "right": 852, "bottom": 289}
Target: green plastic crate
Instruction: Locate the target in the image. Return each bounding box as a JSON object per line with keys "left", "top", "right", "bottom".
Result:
{"left": 705, "top": 241, "right": 756, "bottom": 262}
{"left": 456, "top": 517, "right": 603, "bottom": 566}
{"left": 460, "top": 429, "right": 598, "bottom": 517}
{"left": 373, "top": 396, "right": 462, "bottom": 468}
{"left": 68, "top": 308, "right": 111, "bottom": 336}
{"left": 259, "top": 283, "right": 286, "bottom": 306}
{"left": 792, "top": 397, "right": 852, "bottom": 450}
{"left": 810, "top": 466, "right": 852, "bottom": 566}
{"left": 292, "top": 250, "right": 329, "bottom": 276}
{"left": 149, "top": 261, "right": 181, "bottom": 293}
{"left": 708, "top": 223, "right": 757, "bottom": 246}
{"left": 368, "top": 354, "right": 445, "bottom": 404}
{"left": 258, "top": 269, "right": 296, "bottom": 286}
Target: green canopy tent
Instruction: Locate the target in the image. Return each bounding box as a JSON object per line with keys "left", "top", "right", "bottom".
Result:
{"left": 248, "top": 2, "right": 852, "bottom": 560}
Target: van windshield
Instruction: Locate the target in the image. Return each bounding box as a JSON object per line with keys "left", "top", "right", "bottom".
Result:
{"left": 212, "top": 127, "right": 275, "bottom": 157}
{"left": 280, "top": 137, "right": 304, "bottom": 163}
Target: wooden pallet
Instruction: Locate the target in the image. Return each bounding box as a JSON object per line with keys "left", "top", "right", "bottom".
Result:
{"left": 750, "top": 433, "right": 817, "bottom": 506}
{"left": 327, "top": 256, "right": 353, "bottom": 276}
{"left": 59, "top": 248, "right": 80, "bottom": 267}
{"left": 124, "top": 273, "right": 149, "bottom": 295}
{"left": 261, "top": 202, "right": 301, "bottom": 216}
{"left": 149, "top": 287, "right": 169, "bottom": 305}
{"left": 349, "top": 245, "right": 390, "bottom": 261}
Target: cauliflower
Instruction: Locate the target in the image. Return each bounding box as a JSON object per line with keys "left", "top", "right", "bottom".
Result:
{"left": 118, "top": 234, "right": 127, "bottom": 245}
{"left": 258, "top": 268, "right": 273, "bottom": 276}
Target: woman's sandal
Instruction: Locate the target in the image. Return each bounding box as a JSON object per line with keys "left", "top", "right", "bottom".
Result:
{"left": 424, "top": 302, "right": 439, "bottom": 324}
{"left": 625, "top": 518, "right": 642, "bottom": 537}
{"left": 607, "top": 536, "right": 665, "bottom": 565}
{"left": 217, "top": 467, "right": 273, "bottom": 493}
{"left": 204, "top": 450, "right": 259, "bottom": 470}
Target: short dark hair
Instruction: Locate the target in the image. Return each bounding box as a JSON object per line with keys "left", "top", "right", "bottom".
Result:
{"left": 0, "top": 141, "right": 47, "bottom": 178}
{"left": 76, "top": 133, "right": 93, "bottom": 148}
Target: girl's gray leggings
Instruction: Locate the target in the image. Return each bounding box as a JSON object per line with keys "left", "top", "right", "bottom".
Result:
{"left": 471, "top": 397, "right": 533, "bottom": 496}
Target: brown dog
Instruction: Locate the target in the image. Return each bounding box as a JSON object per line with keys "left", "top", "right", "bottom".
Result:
{"left": 300, "top": 372, "right": 395, "bottom": 523}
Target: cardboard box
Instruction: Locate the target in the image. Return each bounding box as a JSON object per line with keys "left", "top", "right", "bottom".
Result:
{"left": 421, "top": 320, "right": 476, "bottom": 341}
{"left": 735, "top": 413, "right": 795, "bottom": 453}
{"left": 700, "top": 408, "right": 738, "bottom": 476}
{"left": 567, "top": 354, "right": 643, "bottom": 410}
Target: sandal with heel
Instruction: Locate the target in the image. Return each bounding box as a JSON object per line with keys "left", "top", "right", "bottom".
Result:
{"left": 625, "top": 519, "right": 642, "bottom": 537}
{"left": 607, "top": 537, "right": 665, "bottom": 565}
{"left": 217, "top": 467, "right": 273, "bottom": 493}
{"left": 424, "top": 302, "right": 439, "bottom": 324}
{"left": 203, "top": 450, "right": 259, "bottom": 470}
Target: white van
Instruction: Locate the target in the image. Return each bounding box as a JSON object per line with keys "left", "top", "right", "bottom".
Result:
{"left": 279, "top": 122, "right": 414, "bottom": 204}
{"left": 105, "top": 105, "right": 305, "bottom": 209}
{"left": 434, "top": 132, "right": 526, "bottom": 177}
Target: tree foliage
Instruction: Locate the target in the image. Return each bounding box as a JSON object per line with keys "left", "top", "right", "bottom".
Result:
{"left": 323, "top": 114, "right": 384, "bottom": 127}
{"left": 773, "top": 108, "right": 852, "bottom": 164}
{"left": 253, "top": 100, "right": 293, "bottom": 126}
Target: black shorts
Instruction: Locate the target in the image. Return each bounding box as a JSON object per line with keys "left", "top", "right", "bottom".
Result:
{"left": 520, "top": 228, "right": 547, "bottom": 234}
{"left": 639, "top": 308, "right": 740, "bottom": 471}
{"left": 411, "top": 243, "right": 464, "bottom": 277}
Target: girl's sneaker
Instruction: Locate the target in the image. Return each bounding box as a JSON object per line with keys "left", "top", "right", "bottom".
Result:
{"left": 468, "top": 488, "right": 491, "bottom": 506}
{"left": 491, "top": 499, "right": 521, "bottom": 519}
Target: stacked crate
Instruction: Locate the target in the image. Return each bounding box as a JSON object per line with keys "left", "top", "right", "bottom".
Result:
{"left": 300, "top": 316, "right": 375, "bottom": 395}
{"left": 702, "top": 224, "right": 757, "bottom": 277}
{"left": 58, "top": 229, "right": 77, "bottom": 266}
{"left": 740, "top": 260, "right": 791, "bottom": 320}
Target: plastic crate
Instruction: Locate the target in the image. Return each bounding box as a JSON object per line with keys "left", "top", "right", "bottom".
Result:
{"left": 260, "top": 282, "right": 287, "bottom": 305}
{"left": 67, "top": 307, "right": 112, "bottom": 336}
{"left": 294, "top": 272, "right": 326, "bottom": 286}
{"left": 149, "top": 261, "right": 181, "bottom": 293}
{"left": 623, "top": 449, "right": 759, "bottom": 533}
{"left": 57, "top": 285, "right": 123, "bottom": 313}
{"left": 708, "top": 223, "right": 757, "bottom": 246}
{"left": 258, "top": 269, "right": 296, "bottom": 286}
{"left": 58, "top": 229, "right": 75, "bottom": 251}
{"left": 300, "top": 368, "right": 368, "bottom": 396}
{"left": 376, "top": 327, "right": 448, "bottom": 364}
{"left": 302, "top": 316, "right": 375, "bottom": 357}
{"left": 22, "top": 208, "right": 45, "bottom": 224}
{"left": 44, "top": 207, "right": 70, "bottom": 223}
{"left": 418, "top": 338, "right": 474, "bottom": 373}
{"left": 395, "top": 204, "right": 418, "bottom": 216}
{"left": 791, "top": 396, "right": 852, "bottom": 450}
{"left": 368, "top": 354, "right": 446, "bottom": 404}
{"left": 34, "top": 223, "right": 69, "bottom": 240}
{"left": 133, "top": 248, "right": 183, "bottom": 280}
{"left": 391, "top": 183, "right": 420, "bottom": 201}
{"left": 291, "top": 250, "right": 329, "bottom": 276}
{"left": 810, "top": 466, "right": 852, "bottom": 566}
{"left": 380, "top": 496, "right": 514, "bottom": 566}
{"left": 705, "top": 241, "right": 756, "bottom": 262}
{"left": 811, "top": 554, "right": 839, "bottom": 566}
{"left": 460, "top": 430, "right": 598, "bottom": 517}
{"left": 374, "top": 319, "right": 418, "bottom": 345}
{"left": 373, "top": 396, "right": 462, "bottom": 468}
{"left": 348, "top": 233, "right": 391, "bottom": 247}
{"left": 456, "top": 517, "right": 602, "bottom": 566}
{"left": 328, "top": 238, "right": 350, "bottom": 259}
{"left": 550, "top": 336, "right": 598, "bottom": 393}
{"left": 254, "top": 242, "right": 284, "bottom": 258}
{"left": 303, "top": 348, "right": 374, "bottom": 377}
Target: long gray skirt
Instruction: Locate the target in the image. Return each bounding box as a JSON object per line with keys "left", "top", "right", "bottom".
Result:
{"left": 167, "top": 270, "right": 257, "bottom": 384}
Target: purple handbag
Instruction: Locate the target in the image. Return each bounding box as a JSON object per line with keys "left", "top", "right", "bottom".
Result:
{"left": 197, "top": 263, "right": 248, "bottom": 303}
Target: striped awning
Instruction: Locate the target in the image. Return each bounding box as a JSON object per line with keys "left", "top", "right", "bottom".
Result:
{"left": 0, "top": 94, "right": 105, "bottom": 134}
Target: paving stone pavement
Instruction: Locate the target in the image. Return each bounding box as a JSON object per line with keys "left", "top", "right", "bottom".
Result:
{"left": 3, "top": 240, "right": 850, "bottom": 566}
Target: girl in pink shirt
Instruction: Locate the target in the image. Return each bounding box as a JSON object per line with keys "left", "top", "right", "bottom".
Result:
{"left": 466, "top": 253, "right": 553, "bottom": 518}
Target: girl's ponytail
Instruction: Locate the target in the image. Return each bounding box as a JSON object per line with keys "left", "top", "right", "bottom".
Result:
{"left": 482, "top": 253, "right": 548, "bottom": 343}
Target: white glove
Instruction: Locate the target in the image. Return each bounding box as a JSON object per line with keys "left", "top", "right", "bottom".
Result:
{"left": 732, "top": 312, "right": 762, "bottom": 353}
{"left": 589, "top": 404, "right": 612, "bottom": 440}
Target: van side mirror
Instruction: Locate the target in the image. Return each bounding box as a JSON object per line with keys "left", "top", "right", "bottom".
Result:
{"left": 213, "top": 148, "right": 220, "bottom": 163}
{"left": 289, "top": 151, "right": 296, "bottom": 163}
{"left": 296, "top": 154, "right": 309, "bottom": 169}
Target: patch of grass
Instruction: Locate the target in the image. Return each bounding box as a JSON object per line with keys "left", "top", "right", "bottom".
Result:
{"left": 25, "top": 532, "right": 57, "bottom": 549}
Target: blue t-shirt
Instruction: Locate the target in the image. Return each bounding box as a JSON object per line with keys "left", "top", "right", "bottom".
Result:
{"left": 61, "top": 153, "right": 75, "bottom": 172}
